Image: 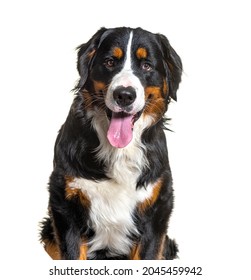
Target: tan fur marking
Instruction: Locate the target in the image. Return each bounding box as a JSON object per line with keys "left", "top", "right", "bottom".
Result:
{"left": 113, "top": 47, "right": 123, "bottom": 59}
{"left": 145, "top": 86, "right": 162, "bottom": 99}
{"left": 156, "top": 235, "right": 166, "bottom": 260}
{"left": 130, "top": 243, "right": 141, "bottom": 260}
{"left": 65, "top": 177, "right": 89, "bottom": 259}
{"left": 65, "top": 177, "right": 91, "bottom": 207}
{"left": 43, "top": 239, "right": 61, "bottom": 260}
{"left": 144, "top": 86, "right": 165, "bottom": 118}
{"left": 138, "top": 179, "right": 163, "bottom": 213}
{"left": 93, "top": 81, "right": 106, "bottom": 92}
{"left": 136, "top": 47, "right": 147, "bottom": 59}
{"left": 163, "top": 79, "right": 169, "bottom": 95}
{"left": 79, "top": 242, "right": 88, "bottom": 260}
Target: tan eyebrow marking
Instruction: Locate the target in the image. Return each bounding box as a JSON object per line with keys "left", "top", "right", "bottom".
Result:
{"left": 136, "top": 47, "right": 147, "bottom": 59}
{"left": 113, "top": 47, "right": 123, "bottom": 59}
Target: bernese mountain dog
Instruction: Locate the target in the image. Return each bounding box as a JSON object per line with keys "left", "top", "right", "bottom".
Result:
{"left": 40, "top": 27, "right": 182, "bottom": 260}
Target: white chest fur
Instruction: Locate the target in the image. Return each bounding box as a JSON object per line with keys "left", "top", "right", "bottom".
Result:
{"left": 69, "top": 177, "right": 154, "bottom": 258}
{"left": 71, "top": 108, "right": 154, "bottom": 257}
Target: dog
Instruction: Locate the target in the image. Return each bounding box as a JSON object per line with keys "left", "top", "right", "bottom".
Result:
{"left": 40, "top": 27, "right": 182, "bottom": 260}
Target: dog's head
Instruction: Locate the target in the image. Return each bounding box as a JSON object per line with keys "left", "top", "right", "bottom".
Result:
{"left": 76, "top": 27, "right": 182, "bottom": 148}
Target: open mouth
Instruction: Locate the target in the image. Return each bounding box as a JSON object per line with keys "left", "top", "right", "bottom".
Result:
{"left": 106, "top": 109, "right": 142, "bottom": 148}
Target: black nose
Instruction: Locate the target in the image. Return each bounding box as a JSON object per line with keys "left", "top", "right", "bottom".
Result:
{"left": 113, "top": 86, "right": 136, "bottom": 107}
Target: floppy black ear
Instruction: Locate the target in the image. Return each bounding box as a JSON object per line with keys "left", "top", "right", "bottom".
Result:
{"left": 75, "top": 27, "right": 108, "bottom": 90}
{"left": 158, "top": 34, "right": 182, "bottom": 101}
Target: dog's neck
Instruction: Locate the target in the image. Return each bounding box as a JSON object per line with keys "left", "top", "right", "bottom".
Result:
{"left": 87, "top": 106, "right": 152, "bottom": 185}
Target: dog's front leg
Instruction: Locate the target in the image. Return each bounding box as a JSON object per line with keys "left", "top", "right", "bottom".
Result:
{"left": 131, "top": 233, "right": 177, "bottom": 260}
{"left": 131, "top": 228, "right": 170, "bottom": 260}
{"left": 47, "top": 173, "right": 90, "bottom": 260}
{"left": 130, "top": 233, "right": 166, "bottom": 260}
{"left": 49, "top": 207, "right": 86, "bottom": 260}
{"left": 132, "top": 179, "right": 176, "bottom": 260}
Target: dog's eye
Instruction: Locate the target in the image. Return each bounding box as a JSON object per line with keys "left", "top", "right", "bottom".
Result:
{"left": 142, "top": 62, "right": 152, "bottom": 72}
{"left": 104, "top": 58, "right": 115, "bottom": 68}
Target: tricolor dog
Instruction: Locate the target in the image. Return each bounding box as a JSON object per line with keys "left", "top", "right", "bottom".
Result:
{"left": 40, "top": 27, "right": 182, "bottom": 260}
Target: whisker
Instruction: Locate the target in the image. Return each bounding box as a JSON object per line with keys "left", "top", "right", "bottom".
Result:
{"left": 145, "top": 98, "right": 165, "bottom": 116}
{"left": 80, "top": 89, "right": 107, "bottom": 111}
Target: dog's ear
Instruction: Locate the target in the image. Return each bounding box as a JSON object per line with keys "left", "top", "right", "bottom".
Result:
{"left": 158, "top": 34, "right": 182, "bottom": 102}
{"left": 76, "top": 27, "right": 108, "bottom": 90}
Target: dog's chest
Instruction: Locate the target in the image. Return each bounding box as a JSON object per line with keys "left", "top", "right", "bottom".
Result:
{"left": 68, "top": 113, "right": 153, "bottom": 257}
{"left": 69, "top": 175, "right": 153, "bottom": 258}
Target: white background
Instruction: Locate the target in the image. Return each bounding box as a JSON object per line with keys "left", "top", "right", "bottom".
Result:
{"left": 0, "top": 0, "right": 251, "bottom": 278}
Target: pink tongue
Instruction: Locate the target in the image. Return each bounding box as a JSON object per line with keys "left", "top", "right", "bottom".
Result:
{"left": 107, "top": 112, "right": 133, "bottom": 148}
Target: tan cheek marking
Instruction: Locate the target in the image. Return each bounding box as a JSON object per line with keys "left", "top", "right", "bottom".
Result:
{"left": 136, "top": 47, "right": 147, "bottom": 59}
{"left": 145, "top": 86, "right": 162, "bottom": 99}
{"left": 113, "top": 47, "right": 123, "bottom": 59}
{"left": 138, "top": 179, "right": 163, "bottom": 213}
{"left": 144, "top": 86, "right": 165, "bottom": 117}
{"left": 93, "top": 81, "right": 106, "bottom": 92}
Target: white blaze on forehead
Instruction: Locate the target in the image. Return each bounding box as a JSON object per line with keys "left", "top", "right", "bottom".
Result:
{"left": 105, "top": 31, "right": 145, "bottom": 114}
{"left": 123, "top": 31, "right": 133, "bottom": 72}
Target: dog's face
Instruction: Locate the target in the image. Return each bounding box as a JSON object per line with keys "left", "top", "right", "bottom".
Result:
{"left": 76, "top": 27, "right": 182, "bottom": 148}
